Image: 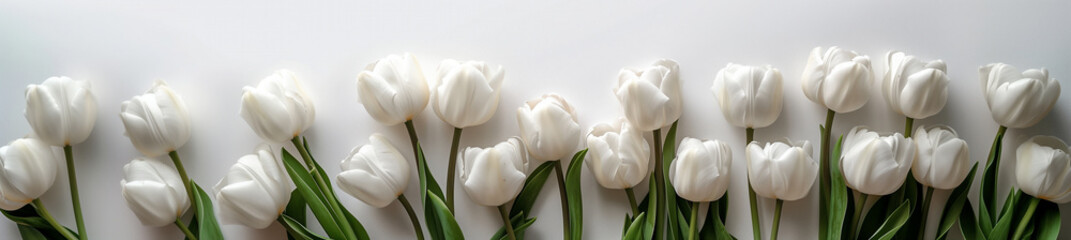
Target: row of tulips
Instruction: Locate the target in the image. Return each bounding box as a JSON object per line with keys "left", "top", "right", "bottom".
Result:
{"left": 0, "top": 46, "right": 1063, "bottom": 240}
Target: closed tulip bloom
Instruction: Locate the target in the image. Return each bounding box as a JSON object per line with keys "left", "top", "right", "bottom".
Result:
{"left": 25, "top": 76, "right": 98, "bottom": 146}
{"left": 712, "top": 63, "right": 784, "bottom": 128}
{"left": 215, "top": 145, "right": 293, "bottom": 229}
{"left": 337, "top": 134, "right": 410, "bottom": 208}
{"left": 517, "top": 93, "right": 582, "bottom": 161}
{"left": 585, "top": 118, "right": 650, "bottom": 189}
{"left": 669, "top": 138, "right": 732, "bottom": 202}
{"left": 912, "top": 125, "right": 970, "bottom": 190}
{"left": 459, "top": 137, "right": 529, "bottom": 206}
{"left": 615, "top": 59, "right": 683, "bottom": 131}
{"left": 432, "top": 59, "right": 504, "bottom": 128}
{"left": 1015, "top": 136, "right": 1071, "bottom": 203}
{"left": 0, "top": 138, "right": 60, "bottom": 210}
{"left": 747, "top": 140, "right": 816, "bottom": 201}
{"left": 357, "top": 53, "right": 430, "bottom": 126}
{"left": 882, "top": 51, "right": 950, "bottom": 119}
{"left": 800, "top": 46, "right": 873, "bottom": 113}
{"left": 980, "top": 63, "right": 1061, "bottom": 128}
{"left": 841, "top": 127, "right": 916, "bottom": 196}
{"left": 240, "top": 70, "right": 316, "bottom": 143}
{"left": 120, "top": 158, "right": 189, "bottom": 227}
{"left": 120, "top": 81, "right": 192, "bottom": 157}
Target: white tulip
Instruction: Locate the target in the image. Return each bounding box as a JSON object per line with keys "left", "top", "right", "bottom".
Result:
{"left": 712, "top": 63, "right": 784, "bottom": 128}
{"left": 615, "top": 59, "right": 683, "bottom": 131}
{"left": 120, "top": 81, "right": 192, "bottom": 157}
{"left": 459, "top": 137, "right": 529, "bottom": 206}
{"left": 1015, "top": 136, "right": 1071, "bottom": 203}
{"left": 0, "top": 138, "right": 60, "bottom": 210}
{"left": 25, "top": 76, "right": 98, "bottom": 146}
{"left": 585, "top": 118, "right": 650, "bottom": 189}
{"left": 669, "top": 138, "right": 732, "bottom": 202}
{"left": 240, "top": 70, "right": 316, "bottom": 143}
{"left": 432, "top": 59, "right": 504, "bottom": 128}
{"left": 517, "top": 93, "right": 582, "bottom": 161}
{"left": 979, "top": 63, "right": 1060, "bottom": 128}
{"left": 912, "top": 125, "right": 970, "bottom": 190}
{"left": 800, "top": 46, "right": 873, "bottom": 113}
{"left": 215, "top": 145, "right": 293, "bottom": 229}
{"left": 747, "top": 140, "right": 816, "bottom": 201}
{"left": 120, "top": 158, "right": 189, "bottom": 227}
{"left": 841, "top": 127, "right": 916, "bottom": 196}
{"left": 337, "top": 134, "right": 410, "bottom": 208}
{"left": 356, "top": 53, "right": 430, "bottom": 126}
{"left": 882, "top": 51, "right": 950, "bottom": 119}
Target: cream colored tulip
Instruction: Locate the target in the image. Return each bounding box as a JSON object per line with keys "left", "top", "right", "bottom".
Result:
{"left": 912, "top": 125, "right": 970, "bottom": 190}
{"left": 841, "top": 127, "right": 915, "bottom": 196}
{"left": 1015, "top": 136, "right": 1071, "bottom": 203}
{"left": 356, "top": 53, "right": 430, "bottom": 126}
{"left": 240, "top": 70, "right": 316, "bottom": 143}
{"left": 980, "top": 63, "right": 1060, "bottom": 128}
{"left": 801, "top": 46, "right": 873, "bottom": 113}
{"left": 120, "top": 158, "right": 189, "bottom": 227}
{"left": 585, "top": 118, "right": 650, "bottom": 189}
{"left": 25, "top": 76, "right": 98, "bottom": 146}
{"left": 0, "top": 138, "right": 60, "bottom": 210}
{"left": 712, "top": 63, "right": 783, "bottom": 128}
{"left": 337, "top": 134, "right": 410, "bottom": 208}
{"left": 747, "top": 140, "right": 816, "bottom": 201}
{"left": 432, "top": 59, "right": 504, "bottom": 128}
{"left": 120, "top": 81, "right": 192, "bottom": 157}
{"left": 459, "top": 137, "right": 529, "bottom": 206}
{"left": 517, "top": 93, "right": 582, "bottom": 161}
{"left": 215, "top": 145, "right": 293, "bottom": 229}
{"left": 882, "top": 51, "right": 949, "bottom": 119}
{"left": 615, "top": 59, "right": 683, "bottom": 131}
{"left": 669, "top": 138, "right": 732, "bottom": 202}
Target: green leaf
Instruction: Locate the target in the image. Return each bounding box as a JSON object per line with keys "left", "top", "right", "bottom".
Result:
{"left": 492, "top": 212, "right": 534, "bottom": 240}
{"left": 826, "top": 136, "right": 849, "bottom": 239}
{"left": 1035, "top": 200, "right": 1060, "bottom": 240}
{"left": 414, "top": 141, "right": 451, "bottom": 240}
{"left": 302, "top": 138, "right": 367, "bottom": 239}
{"left": 979, "top": 127, "right": 1006, "bottom": 232}
{"left": 281, "top": 149, "right": 345, "bottom": 240}
{"left": 867, "top": 199, "right": 913, "bottom": 240}
{"left": 565, "top": 149, "right": 588, "bottom": 240}
{"left": 16, "top": 224, "right": 48, "bottom": 240}
{"left": 1, "top": 205, "right": 78, "bottom": 239}
{"left": 622, "top": 212, "right": 647, "bottom": 240}
{"left": 190, "top": 182, "right": 224, "bottom": 239}
{"left": 428, "top": 192, "right": 464, "bottom": 240}
{"left": 279, "top": 214, "right": 330, "bottom": 240}
{"left": 663, "top": 121, "right": 679, "bottom": 240}
{"left": 284, "top": 189, "right": 306, "bottom": 240}
{"left": 958, "top": 200, "right": 985, "bottom": 240}
{"left": 858, "top": 195, "right": 890, "bottom": 239}
{"left": 700, "top": 199, "right": 735, "bottom": 240}
{"left": 936, "top": 163, "right": 979, "bottom": 240}
{"left": 511, "top": 161, "right": 556, "bottom": 218}
{"left": 988, "top": 189, "right": 1022, "bottom": 239}
{"left": 341, "top": 205, "right": 372, "bottom": 240}
{"left": 644, "top": 175, "right": 657, "bottom": 240}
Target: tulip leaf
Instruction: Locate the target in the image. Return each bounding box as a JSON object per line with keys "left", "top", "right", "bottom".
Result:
{"left": 284, "top": 189, "right": 307, "bottom": 240}
{"left": 413, "top": 141, "right": 452, "bottom": 240}
{"left": 987, "top": 189, "right": 1022, "bottom": 239}
{"left": 622, "top": 212, "right": 647, "bottom": 240}
{"left": 867, "top": 199, "right": 912, "bottom": 240}
{"left": 491, "top": 213, "right": 536, "bottom": 240}
{"left": 1, "top": 205, "right": 79, "bottom": 240}
{"left": 565, "top": 149, "right": 588, "bottom": 240}
{"left": 511, "top": 161, "right": 556, "bottom": 218}
{"left": 279, "top": 214, "right": 330, "bottom": 240}
{"left": 17, "top": 224, "right": 49, "bottom": 240}
{"left": 826, "top": 135, "right": 848, "bottom": 239}
{"left": 699, "top": 198, "right": 736, "bottom": 240}
{"left": 189, "top": 182, "right": 224, "bottom": 240}
{"left": 979, "top": 127, "right": 1007, "bottom": 232}
{"left": 936, "top": 163, "right": 979, "bottom": 240}
{"left": 662, "top": 121, "right": 679, "bottom": 240}
{"left": 957, "top": 200, "right": 985, "bottom": 240}
{"left": 857, "top": 195, "right": 890, "bottom": 239}
{"left": 1035, "top": 200, "right": 1060, "bottom": 240}
{"left": 341, "top": 205, "right": 372, "bottom": 240}
{"left": 300, "top": 139, "right": 370, "bottom": 239}
{"left": 282, "top": 149, "right": 346, "bottom": 240}
{"left": 643, "top": 173, "right": 657, "bottom": 240}
{"left": 427, "top": 192, "right": 464, "bottom": 240}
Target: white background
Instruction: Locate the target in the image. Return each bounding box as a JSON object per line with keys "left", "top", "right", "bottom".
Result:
{"left": 1, "top": 1, "right": 1070, "bottom": 239}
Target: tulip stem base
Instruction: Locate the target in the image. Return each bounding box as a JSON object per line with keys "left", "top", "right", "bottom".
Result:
{"left": 918, "top": 186, "right": 933, "bottom": 240}
{"left": 446, "top": 127, "right": 462, "bottom": 212}
{"left": 688, "top": 201, "right": 699, "bottom": 240}
{"left": 175, "top": 218, "right": 197, "bottom": 240}
{"left": 63, "top": 145, "right": 87, "bottom": 240}
{"left": 746, "top": 128, "right": 761, "bottom": 240}
{"left": 772, "top": 199, "right": 783, "bottom": 240}
{"left": 652, "top": 129, "right": 665, "bottom": 240}
{"left": 32, "top": 199, "right": 77, "bottom": 240}
{"left": 498, "top": 205, "right": 517, "bottom": 240}
{"left": 168, "top": 151, "right": 196, "bottom": 214}
{"left": 554, "top": 160, "right": 571, "bottom": 239}
{"left": 625, "top": 188, "right": 640, "bottom": 216}
{"left": 1012, "top": 196, "right": 1040, "bottom": 239}
{"left": 849, "top": 190, "right": 869, "bottom": 240}
{"left": 818, "top": 109, "right": 835, "bottom": 239}
{"left": 291, "top": 137, "right": 357, "bottom": 240}
{"left": 398, "top": 194, "right": 424, "bottom": 240}
{"left": 904, "top": 117, "right": 915, "bottom": 138}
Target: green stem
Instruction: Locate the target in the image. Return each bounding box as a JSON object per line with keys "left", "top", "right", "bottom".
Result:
{"left": 291, "top": 137, "right": 356, "bottom": 240}
{"left": 917, "top": 186, "right": 934, "bottom": 240}
{"left": 446, "top": 127, "right": 463, "bottom": 212}
{"left": 175, "top": 218, "right": 197, "bottom": 240}
{"left": 168, "top": 151, "right": 196, "bottom": 212}
{"left": 32, "top": 199, "right": 77, "bottom": 240}
{"left": 687, "top": 201, "right": 699, "bottom": 240}
{"left": 849, "top": 191, "right": 869, "bottom": 240}
{"left": 652, "top": 129, "right": 665, "bottom": 240}
{"left": 819, "top": 109, "right": 835, "bottom": 239}
{"left": 772, "top": 199, "right": 783, "bottom": 240}
{"left": 904, "top": 117, "right": 915, "bottom": 138}
{"left": 498, "top": 205, "right": 517, "bottom": 240}
{"left": 746, "top": 128, "right": 762, "bottom": 240}
{"left": 1012, "top": 197, "right": 1040, "bottom": 240}
{"left": 554, "top": 160, "right": 571, "bottom": 240}
{"left": 625, "top": 188, "right": 640, "bottom": 216}
{"left": 63, "top": 145, "right": 87, "bottom": 240}
{"left": 398, "top": 195, "right": 425, "bottom": 240}
{"left": 404, "top": 120, "right": 421, "bottom": 167}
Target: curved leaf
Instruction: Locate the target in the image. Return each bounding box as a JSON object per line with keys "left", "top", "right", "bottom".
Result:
{"left": 868, "top": 199, "right": 912, "bottom": 240}
{"left": 623, "top": 212, "right": 647, "bottom": 240}
{"left": 190, "top": 182, "right": 224, "bottom": 239}
{"left": 511, "top": 161, "right": 556, "bottom": 218}
{"left": 565, "top": 149, "right": 588, "bottom": 240}
{"left": 279, "top": 215, "right": 329, "bottom": 240}
{"left": 428, "top": 192, "right": 464, "bottom": 240}
{"left": 1035, "top": 200, "right": 1060, "bottom": 240}
{"left": 827, "top": 136, "right": 848, "bottom": 239}
{"left": 936, "top": 163, "right": 979, "bottom": 240}
{"left": 282, "top": 149, "right": 345, "bottom": 240}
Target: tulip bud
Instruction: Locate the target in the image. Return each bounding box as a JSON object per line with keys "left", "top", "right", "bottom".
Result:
{"left": 517, "top": 93, "right": 582, "bottom": 161}
{"left": 432, "top": 59, "right": 504, "bottom": 128}
{"left": 801, "top": 46, "right": 873, "bottom": 113}
{"left": 882, "top": 51, "right": 949, "bottom": 119}
{"left": 712, "top": 63, "right": 783, "bottom": 128}
{"left": 240, "top": 70, "right": 316, "bottom": 143}
{"left": 0, "top": 138, "right": 60, "bottom": 210}
{"left": 215, "top": 145, "right": 293, "bottom": 229}
{"left": 669, "top": 138, "right": 732, "bottom": 202}
{"left": 841, "top": 127, "right": 915, "bottom": 196}
{"left": 1015, "top": 136, "right": 1071, "bottom": 203}
{"left": 746, "top": 140, "right": 816, "bottom": 201}
{"left": 912, "top": 125, "right": 970, "bottom": 190}
{"left": 459, "top": 137, "right": 529, "bottom": 206}
{"left": 25, "top": 76, "right": 98, "bottom": 146}
{"left": 585, "top": 118, "right": 650, "bottom": 189}
{"left": 120, "top": 81, "right": 192, "bottom": 157}
{"left": 979, "top": 63, "right": 1060, "bottom": 128}
{"left": 356, "top": 53, "right": 430, "bottom": 126}
{"left": 337, "top": 133, "right": 410, "bottom": 208}
{"left": 120, "top": 158, "right": 189, "bottom": 227}
{"left": 615, "top": 59, "right": 683, "bottom": 131}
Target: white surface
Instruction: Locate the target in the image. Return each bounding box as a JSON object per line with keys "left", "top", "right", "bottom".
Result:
{"left": 1, "top": 1, "right": 1070, "bottom": 239}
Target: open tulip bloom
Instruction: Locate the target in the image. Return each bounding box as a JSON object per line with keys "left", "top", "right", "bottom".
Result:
{"left": 336, "top": 134, "right": 423, "bottom": 240}
{"left": 1005, "top": 136, "right": 1071, "bottom": 239}
{"left": 459, "top": 137, "right": 529, "bottom": 239}
{"left": 120, "top": 158, "right": 189, "bottom": 228}
{"left": 586, "top": 118, "right": 649, "bottom": 215}
{"left": 746, "top": 140, "right": 815, "bottom": 240}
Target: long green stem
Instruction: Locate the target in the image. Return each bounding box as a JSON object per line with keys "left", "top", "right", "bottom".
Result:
{"left": 625, "top": 188, "right": 640, "bottom": 216}
{"left": 291, "top": 137, "right": 356, "bottom": 240}
{"left": 404, "top": 120, "right": 421, "bottom": 167}
{"left": 849, "top": 191, "right": 869, "bottom": 240}
{"left": 1012, "top": 197, "right": 1040, "bottom": 240}
{"left": 772, "top": 199, "right": 784, "bottom": 240}
{"left": 398, "top": 195, "right": 425, "bottom": 240}
{"left": 175, "top": 218, "right": 197, "bottom": 240}
{"left": 446, "top": 127, "right": 463, "bottom": 212}
{"left": 63, "top": 145, "right": 87, "bottom": 240}
{"left": 688, "top": 201, "right": 699, "bottom": 240}
{"left": 554, "top": 160, "right": 571, "bottom": 240}
{"left": 918, "top": 186, "right": 934, "bottom": 240}
{"left": 904, "top": 117, "right": 915, "bottom": 138}
{"left": 818, "top": 109, "right": 835, "bottom": 239}
{"left": 652, "top": 129, "right": 665, "bottom": 240}
{"left": 32, "top": 199, "right": 77, "bottom": 240}
{"left": 498, "top": 205, "right": 517, "bottom": 240}
{"left": 745, "top": 128, "right": 761, "bottom": 240}
{"left": 168, "top": 151, "right": 196, "bottom": 212}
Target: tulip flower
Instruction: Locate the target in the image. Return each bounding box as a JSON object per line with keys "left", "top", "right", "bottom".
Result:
{"left": 215, "top": 145, "right": 293, "bottom": 229}
{"left": 120, "top": 81, "right": 192, "bottom": 157}
{"left": 356, "top": 53, "right": 431, "bottom": 126}
{"left": 841, "top": 126, "right": 915, "bottom": 196}
{"left": 882, "top": 51, "right": 949, "bottom": 120}
{"left": 517, "top": 93, "right": 582, "bottom": 161}
{"left": 337, "top": 133, "right": 410, "bottom": 208}
{"left": 586, "top": 118, "right": 649, "bottom": 214}
{"left": 912, "top": 125, "right": 970, "bottom": 190}
{"left": 25, "top": 76, "right": 98, "bottom": 146}
{"left": 240, "top": 69, "right": 316, "bottom": 143}
{"left": 747, "top": 140, "right": 816, "bottom": 201}
{"left": 615, "top": 59, "right": 682, "bottom": 132}
{"left": 801, "top": 46, "right": 873, "bottom": 113}
{"left": 0, "top": 137, "right": 60, "bottom": 211}
{"left": 459, "top": 137, "right": 529, "bottom": 240}
{"left": 432, "top": 59, "right": 504, "bottom": 128}
{"left": 120, "top": 158, "right": 189, "bottom": 227}
{"left": 670, "top": 138, "right": 732, "bottom": 202}
{"left": 711, "top": 63, "right": 784, "bottom": 129}
{"left": 1015, "top": 136, "right": 1071, "bottom": 203}
{"left": 980, "top": 63, "right": 1060, "bottom": 129}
